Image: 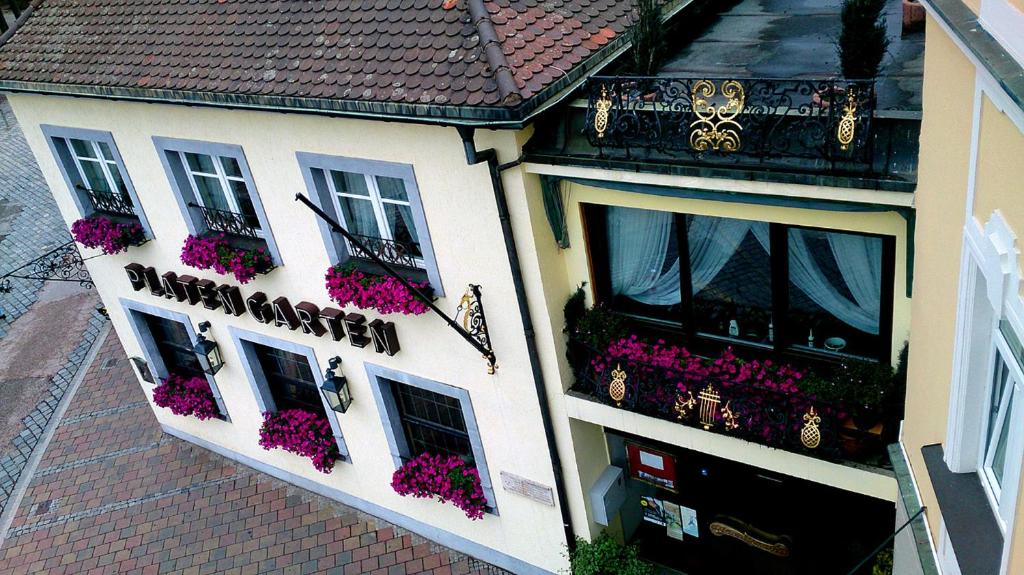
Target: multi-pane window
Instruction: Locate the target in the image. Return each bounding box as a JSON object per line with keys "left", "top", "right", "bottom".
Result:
{"left": 591, "top": 205, "right": 895, "bottom": 361}
{"left": 68, "top": 138, "right": 130, "bottom": 199}
{"left": 143, "top": 314, "right": 203, "bottom": 379}
{"left": 980, "top": 320, "right": 1024, "bottom": 524}
{"left": 179, "top": 152, "right": 262, "bottom": 236}
{"left": 326, "top": 169, "right": 423, "bottom": 267}
{"left": 253, "top": 344, "right": 324, "bottom": 416}
{"left": 390, "top": 380, "right": 473, "bottom": 461}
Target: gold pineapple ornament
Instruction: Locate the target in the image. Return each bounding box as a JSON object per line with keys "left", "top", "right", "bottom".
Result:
{"left": 800, "top": 406, "right": 822, "bottom": 449}
{"left": 608, "top": 364, "right": 627, "bottom": 406}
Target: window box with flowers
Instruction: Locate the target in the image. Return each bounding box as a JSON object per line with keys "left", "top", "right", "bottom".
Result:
{"left": 391, "top": 452, "right": 488, "bottom": 520}
{"left": 258, "top": 409, "right": 341, "bottom": 474}
{"left": 180, "top": 234, "right": 274, "bottom": 284}
{"left": 324, "top": 263, "right": 431, "bottom": 315}
{"left": 71, "top": 215, "right": 147, "bottom": 255}
{"left": 152, "top": 373, "right": 221, "bottom": 420}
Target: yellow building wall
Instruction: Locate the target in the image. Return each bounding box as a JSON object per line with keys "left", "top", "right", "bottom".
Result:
{"left": 7, "top": 94, "right": 568, "bottom": 573}
{"left": 901, "top": 15, "right": 978, "bottom": 537}
{"left": 970, "top": 92, "right": 1024, "bottom": 575}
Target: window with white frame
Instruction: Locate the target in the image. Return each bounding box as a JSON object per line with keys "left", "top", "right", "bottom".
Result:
{"left": 327, "top": 169, "right": 423, "bottom": 267}
{"left": 42, "top": 126, "right": 150, "bottom": 231}
{"left": 297, "top": 152, "right": 443, "bottom": 295}
{"left": 179, "top": 151, "right": 263, "bottom": 237}
{"left": 979, "top": 320, "right": 1024, "bottom": 526}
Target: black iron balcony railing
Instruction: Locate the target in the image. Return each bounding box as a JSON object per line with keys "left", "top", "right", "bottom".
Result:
{"left": 77, "top": 185, "right": 136, "bottom": 218}
{"left": 188, "top": 202, "right": 260, "bottom": 239}
{"left": 584, "top": 76, "right": 878, "bottom": 173}
{"left": 347, "top": 233, "right": 421, "bottom": 269}
{"left": 568, "top": 338, "right": 890, "bottom": 466}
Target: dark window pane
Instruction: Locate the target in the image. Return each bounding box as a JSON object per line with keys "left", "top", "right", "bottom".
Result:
{"left": 143, "top": 314, "right": 203, "bottom": 378}
{"left": 253, "top": 344, "right": 324, "bottom": 417}
{"left": 390, "top": 381, "right": 472, "bottom": 461}
{"left": 786, "top": 228, "right": 882, "bottom": 358}
{"left": 604, "top": 206, "right": 681, "bottom": 323}
{"left": 689, "top": 215, "right": 772, "bottom": 345}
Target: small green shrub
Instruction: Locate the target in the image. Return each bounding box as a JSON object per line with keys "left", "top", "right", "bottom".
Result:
{"left": 872, "top": 546, "right": 894, "bottom": 575}
{"left": 630, "top": 0, "right": 666, "bottom": 75}
{"left": 566, "top": 534, "right": 654, "bottom": 575}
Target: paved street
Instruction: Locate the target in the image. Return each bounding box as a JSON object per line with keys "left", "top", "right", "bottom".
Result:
{"left": 0, "top": 331, "right": 509, "bottom": 575}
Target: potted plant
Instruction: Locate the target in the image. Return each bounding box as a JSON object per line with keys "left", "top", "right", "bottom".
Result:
{"left": 324, "top": 263, "right": 430, "bottom": 316}
{"left": 152, "top": 373, "right": 219, "bottom": 420}
{"left": 71, "top": 215, "right": 146, "bottom": 255}
{"left": 838, "top": 0, "right": 890, "bottom": 80}
{"left": 565, "top": 533, "right": 654, "bottom": 575}
{"left": 801, "top": 359, "right": 894, "bottom": 429}
{"left": 258, "top": 409, "right": 340, "bottom": 474}
{"left": 180, "top": 234, "right": 273, "bottom": 284}
{"left": 391, "top": 452, "right": 487, "bottom": 520}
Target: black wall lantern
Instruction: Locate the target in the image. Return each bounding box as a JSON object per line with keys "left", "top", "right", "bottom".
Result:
{"left": 193, "top": 321, "right": 224, "bottom": 375}
{"left": 321, "top": 356, "right": 352, "bottom": 413}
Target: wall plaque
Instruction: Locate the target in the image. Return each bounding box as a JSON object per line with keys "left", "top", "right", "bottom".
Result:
{"left": 499, "top": 471, "right": 555, "bottom": 507}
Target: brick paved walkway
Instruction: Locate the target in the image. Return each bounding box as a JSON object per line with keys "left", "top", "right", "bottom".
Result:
{"left": 0, "top": 331, "right": 510, "bottom": 575}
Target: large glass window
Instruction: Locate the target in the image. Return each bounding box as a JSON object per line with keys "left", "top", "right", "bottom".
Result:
{"left": 593, "top": 205, "right": 893, "bottom": 361}
{"left": 143, "top": 314, "right": 203, "bottom": 379}
{"left": 327, "top": 170, "right": 423, "bottom": 267}
{"left": 390, "top": 380, "right": 473, "bottom": 461}
{"left": 253, "top": 344, "right": 324, "bottom": 417}
{"left": 981, "top": 321, "right": 1024, "bottom": 518}
{"left": 180, "top": 151, "right": 262, "bottom": 236}
{"left": 69, "top": 138, "right": 130, "bottom": 201}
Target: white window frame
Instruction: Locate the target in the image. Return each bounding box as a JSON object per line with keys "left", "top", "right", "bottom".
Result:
{"left": 325, "top": 169, "right": 424, "bottom": 268}
{"left": 68, "top": 138, "right": 125, "bottom": 197}
{"left": 177, "top": 151, "right": 265, "bottom": 239}
{"left": 978, "top": 327, "right": 1024, "bottom": 529}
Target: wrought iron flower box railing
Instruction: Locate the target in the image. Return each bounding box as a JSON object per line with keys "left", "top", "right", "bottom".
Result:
{"left": 346, "top": 233, "right": 421, "bottom": 269}
{"left": 584, "top": 76, "right": 877, "bottom": 172}
{"left": 76, "top": 184, "right": 137, "bottom": 218}
{"left": 568, "top": 339, "right": 888, "bottom": 465}
{"left": 188, "top": 202, "right": 260, "bottom": 239}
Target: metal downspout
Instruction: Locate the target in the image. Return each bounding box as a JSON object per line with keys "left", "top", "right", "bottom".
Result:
{"left": 456, "top": 126, "right": 577, "bottom": 553}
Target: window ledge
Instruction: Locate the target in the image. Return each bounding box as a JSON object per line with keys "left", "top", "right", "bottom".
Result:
{"left": 921, "top": 444, "right": 1002, "bottom": 575}
{"left": 346, "top": 258, "right": 430, "bottom": 288}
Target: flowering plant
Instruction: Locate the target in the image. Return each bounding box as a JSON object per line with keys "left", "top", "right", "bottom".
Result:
{"left": 324, "top": 264, "right": 430, "bottom": 315}
{"left": 70, "top": 216, "right": 145, "bottom": 255}
{"left": 180, "top": 234, "right": 273, "bottom": 284}
{"left": 391, "top": 452, "right": 487, "bottom": 519}
{"left": 152, "top": 374, "right": 219, "bottom": 420}
{"left": 258, "top": 409, "right": 339, "bottom": 474}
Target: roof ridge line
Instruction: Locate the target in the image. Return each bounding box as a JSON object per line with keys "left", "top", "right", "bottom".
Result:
{"left": 466, "top": 0, "right": 523, "bottom": 107}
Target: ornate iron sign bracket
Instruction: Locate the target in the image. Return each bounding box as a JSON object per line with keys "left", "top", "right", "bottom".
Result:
{"left": 0, "top": 241, "right": 94, "bottom": 294}
{"left": 295, "top": 194, "right": 497, "bottom": 373}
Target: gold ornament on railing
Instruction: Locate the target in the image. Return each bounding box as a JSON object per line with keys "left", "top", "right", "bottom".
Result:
{"left": 837, "top": 89, "right": 858, "bottom": 151}
{"left": 800, "top": 406, "right": 822, "bottom": 449}
{"left": 690, "top": 79, "right": 745, "bottom": 153}
{"left": 608, "top": 363, "right": 627, "bottom": 406}
{"left": 594, "top": 85, "right": 612, "bottom": 140}
{"left": 674, "top": 390, "right": 696, "bottom": 420}
{"left": 698, "top": 384, "right": 721, "bottom": 430}
{"left": 721, "top": 401, "right": 740, "bottom": 431}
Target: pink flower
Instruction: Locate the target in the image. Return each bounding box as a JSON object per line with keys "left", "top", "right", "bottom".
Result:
{"left": 71, "top": 216, "right": 144, "bottom": 255}
{"left": 152, "top": 374, "right": 219, "bottom": 420}
{"left": 391, "top": 452, "right": 487, "bottom": 520}
{"left": 324, "top": 265, "right": 430, "bottom": 316}
{"left": 258, "top": 409, "right": 340, "bottom": 473}
{"left": 180, "top": 234, "right": 272, "bottom": 284}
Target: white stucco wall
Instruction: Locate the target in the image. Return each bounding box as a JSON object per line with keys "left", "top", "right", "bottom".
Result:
{"left": 7, "top": 93, "right": 568, "bottom": 574}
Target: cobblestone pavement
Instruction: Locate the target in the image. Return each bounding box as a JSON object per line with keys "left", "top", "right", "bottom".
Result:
{"left": 0, "top": 331, "right": 511, "bottom": 575}
{"left": 0, "top": 95, "right": 107, "bottom": 519}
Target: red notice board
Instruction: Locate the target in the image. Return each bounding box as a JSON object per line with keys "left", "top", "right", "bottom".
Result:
{"left": 626, "top": 442, "right": 678, "bottom": 493}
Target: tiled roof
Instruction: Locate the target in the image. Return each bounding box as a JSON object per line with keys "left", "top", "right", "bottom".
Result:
{"left": 0, "top": 0, "right": 635, "bottom": 120}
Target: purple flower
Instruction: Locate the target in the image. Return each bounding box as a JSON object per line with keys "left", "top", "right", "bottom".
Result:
{"left": 181, "top": 234, "right": 272, "bottom": 284}
{"left": 391, "top": 452, "right": 487, "bottom": 520}
{"left": 152, "top": 374, "right": 219, "bottom": 420}
{"left": 324, "top": 265, "right": 430, "bottom": 316}
{"left": 71, "top": 216, "right": 144, "bottom": 255}
{"left": 258, "top": 409, "right": 340, "bottom": 474}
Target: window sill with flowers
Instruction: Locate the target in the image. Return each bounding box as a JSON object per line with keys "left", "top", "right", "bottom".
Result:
{"left": 258, "top": 409, "right": 341, "bottom": 474}
{"left": 71, "top": 215, "right": 147, "bottom": 255}
{"left": 564, "top": 289, "right": 906, "bottom": 469}
{"left": 181, "top": 233, "right": 275, "bottom": 284}
{"left": 324, "top": 263, "right": 431, "bottom": 316}
{"left": 391, "top": 452, "right": 488, "bottom": 520}
{"left": 152, "top": 374, "right": 222, "bottom": 421}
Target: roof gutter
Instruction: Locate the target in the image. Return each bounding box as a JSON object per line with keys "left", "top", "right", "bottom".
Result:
{"left": 0, "top": 0, "right": 693, "bottom": 128}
